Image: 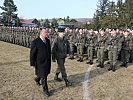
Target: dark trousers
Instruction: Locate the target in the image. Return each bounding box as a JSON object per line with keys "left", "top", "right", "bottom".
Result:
{"left": 56, "top": 59, "right": 67, "bottom": 79}
{"left": 121, "top": 49, "right": 130, "bottom": 64}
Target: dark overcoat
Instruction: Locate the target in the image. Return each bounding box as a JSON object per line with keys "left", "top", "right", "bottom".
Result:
{"left": 30, "top": 37, "right": 51, "bottom": 78}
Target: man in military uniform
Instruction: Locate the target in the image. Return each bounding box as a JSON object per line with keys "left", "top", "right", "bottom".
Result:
{"left": 85, "top": 29, "right": 96, "bottom": 65}
{"left": 51, "top": 28, "right": 72, "bottom": 87}
{"left": 68, "top": 29, "right": 75, "bottom": 59}
{"left": 76, "top": 29, "right": 85, "bottom": 62}
{"left": 107, "top": 29, "right": 121, "bottom": 72}
{"left": 97, "top": 29, "right": 108, "bottom": 68}
{"left": 121, "top": 30, "right": 132, "bottom": 67}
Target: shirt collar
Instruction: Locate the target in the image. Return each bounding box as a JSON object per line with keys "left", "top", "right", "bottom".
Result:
{"left": 40, "top": 36, "right": 45, "bottom": 41}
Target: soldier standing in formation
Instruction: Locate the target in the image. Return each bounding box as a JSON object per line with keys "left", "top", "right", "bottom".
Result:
{"left": 120, "top": 30, "right": 132, "bottom": 68}
{"left": 85, "top": 29, "right": 96, "bottom": 65}
{"left": 107, "top": 29, "right": 121, "bottom": 72}
{"left": 76, "top": 29, "right": 85, "bottom": 62}
{"left": 97, "top": 29, "right": 108, "bottom": 68}
{"left": 68, "top": 28, "right": 75, "bottom": 59}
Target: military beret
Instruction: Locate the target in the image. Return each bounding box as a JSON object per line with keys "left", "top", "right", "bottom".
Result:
{"left": 58, "top": 28, "right": 65, "bottom": 32}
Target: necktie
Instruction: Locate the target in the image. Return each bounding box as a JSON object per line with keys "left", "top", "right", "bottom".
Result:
{"left": 43, "top": 39, "right": 46, "bottom": 44}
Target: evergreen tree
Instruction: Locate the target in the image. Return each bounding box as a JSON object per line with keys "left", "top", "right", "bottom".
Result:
{"left": 51, "top": 18, "right": 58, "bottom": 28}
{"left": 124, "top": 0, "right": 133, "bottom": 28}
{"left": 92, "top": 12, "right": 101, "bottom": 30}
{"left": 95, "top": 0, "right": 110, "bottom": 28}
{"left": 91, "top": 0, "right": 133, "bottom": 29}
{"left": 0, "top": 0, "right": 17, "bottom": 26}
{"left": 32, "top": 18, "right": 40, "bottom": 27}
{"left": 116, "top": 0, "right": 125, "bottom": 28}
{"left": 43, "top": 19, "right": 50, "bottom": 28}
{"left": 105, "top": 1, "right": 117, "bottom": 28}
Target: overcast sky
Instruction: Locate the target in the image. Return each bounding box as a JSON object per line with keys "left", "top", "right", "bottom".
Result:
{"left": 0, "top": 0, "right": 119, "bottom": 19}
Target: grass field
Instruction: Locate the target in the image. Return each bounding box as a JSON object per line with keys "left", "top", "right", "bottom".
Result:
{"left": 0, "top": 41, "right": 133, "bottom": 100}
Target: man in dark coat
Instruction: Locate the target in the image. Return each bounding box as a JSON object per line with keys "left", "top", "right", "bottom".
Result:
{"left": 30, "top": 28, "right": 51, "bottom": 97}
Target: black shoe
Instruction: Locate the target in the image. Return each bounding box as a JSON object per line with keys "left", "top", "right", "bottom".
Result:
{"left": 112, "top": 66, "right": 116, "bottom": 72}
{"left": 97, "top": 64, "right": 101, "bottom": 67}
{"left": 108, "top": 67, "right": 112, "bottom": 71}
{"left": 89, "top": 61, "right": 93, "bottom": 65}
{"left": 34, "top": 77, "right": 41, "bottom": 86}
{"left": 69, "top": 57, "right": 74, "bottom": 60}
{"left": 69, "top": 54, "right": 74, "bottom": 59}
{"left": 70, "top": 57, "right": 74, "bottom": 60}
{"left": 54, "top": 74, "right": 62, "bottom": 82}
{"left": 124, "top": 64, "right": 128, "bottom": 68}
{"left": 80, "top": 59, "right": 83, "bottom": 62}
{"left": 64, "top": 79, "right": 72, "bottom": 87}
{"left": 69, "top": 55, "right": 74, "bottom": 60}
{"left": 54, "top": 78, "right": 62, "bottom": 82}
{"left": 77, "top": 58, "right": 81, "bottom": 62}
{"left": 112, "top": 69, "right": 116, "bottom": 72}
{"left": 121, "top": 63, "right": 127, "bottom": 68}
{"left": 100, "top": 65, "right": 104, "bottom": 68}
{"left": 43, "top": 91, "right": 50, "bottom": 97}
{"left": 123, "top": 62, "right": 127, "bottom": 68}
{"left": 86, "top": 61, "right": 90, "bottom": 64}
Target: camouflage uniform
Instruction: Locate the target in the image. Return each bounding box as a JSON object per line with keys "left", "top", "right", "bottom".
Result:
{"left": 107, "top": 33, "right": 121, "bottom": 71}
{"left": 52, "top": 34, "right": 72, "bottom": 86}
{"left": 97, "top": 32, "right": 108, "bottom": 68}
{"left": 76, "top": 32, "right": 85, "bottom": 62}
{"left": 85, "top": 32, "right": 96, "bottom": 64}
{"left": 121, "top": 33, "right": 132, "bottom": 67}
{"left": 68, "top": 30, "right": 75, "bottom": 59}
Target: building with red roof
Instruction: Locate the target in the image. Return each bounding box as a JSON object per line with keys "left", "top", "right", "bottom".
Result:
{"left": 20, "top": 19, "right": 37, "bottom": 27}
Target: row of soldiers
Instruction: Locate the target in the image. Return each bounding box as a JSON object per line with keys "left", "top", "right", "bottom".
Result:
{"left": 64, "top": 28, "right": 133, "bottom": 72}
{"left": 0, "top": 26, "right": 133, "bottom": 72}
{"left": 0, "top": 26, "right": 42, "bottom": 48}
{"left": 64, "top": 28, "right": 133, "bottom": 71}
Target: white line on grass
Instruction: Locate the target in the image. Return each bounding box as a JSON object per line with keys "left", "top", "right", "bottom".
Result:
{"left": 83, "top": 65, "right": 93, "bottom": 100}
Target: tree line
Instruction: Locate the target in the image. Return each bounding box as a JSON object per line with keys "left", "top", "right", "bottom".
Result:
{"left": 87, "top": 0, "right": 133, "bottom": 30}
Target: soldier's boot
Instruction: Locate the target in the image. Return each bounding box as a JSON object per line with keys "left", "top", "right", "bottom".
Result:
{"left": 41, "top": 79, "right": 50, "bottom": 97}
{"left": 97, "top": 62, "right": 101, "bottom": 67}
{"left": 77, "top": 58, "right": 81, "bottom": 62}
{"left": 107, "top": 61, "right": 110, "bottom": 64}
{"left": 108, "top": 64, "right": 113, "bottom": 71}
{"left": 86, "top": 60, "right": 91, "bottom": 64}
{"left": 69, "top": 53, "right": 74, "bottom": 60}
{"left": 124, "top": 62, "right": 128, "bottom": 68}
{"left": 34, "top": 77, "right": 41, "bottom": 86}
{"left": 54, "top": 73, "right": 62, "bottom": 82}
{"left": 80, "top": 58, "right": 83, "bottom": 62}
{"left": 22, "top": 42, "right": 24, "bottom": 46}
{"left": 100, "top": 64, "right": 104, "bottom": 68}
{"left": 64, "top": 78, "right": 72, "bottom": 87}
{"left": 112, "top": 66, "right": 116, "bottom": 72}
{"left": 89, "top": 60, "right": 93, "bottom": 65}
{"left": 86, "top": 60, "right": 93, "bottom": 65}
{"left": 121, "top": 62, "right": 127, "bottom": 68}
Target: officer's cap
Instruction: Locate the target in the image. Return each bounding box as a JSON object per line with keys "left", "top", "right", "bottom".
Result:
{"left": 58, "top": 28, "right": 65, "bottom": 32}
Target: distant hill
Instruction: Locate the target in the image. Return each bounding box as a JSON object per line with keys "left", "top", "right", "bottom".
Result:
{"left": 75, "top": 18, "right": 93, "bottom": 23}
